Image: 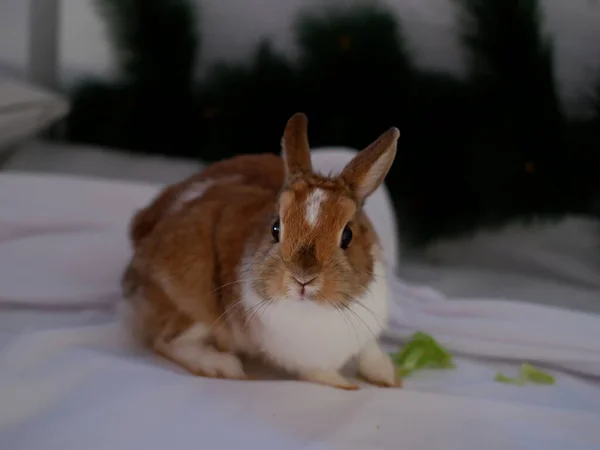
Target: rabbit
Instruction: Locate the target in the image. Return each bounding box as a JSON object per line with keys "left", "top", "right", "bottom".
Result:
{"left": 122, "top": 112, "right": 401, "bottom": 390}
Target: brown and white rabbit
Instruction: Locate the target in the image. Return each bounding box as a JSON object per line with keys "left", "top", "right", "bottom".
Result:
{"left": 122, "top": 113, "right": 401, "bottom": 390}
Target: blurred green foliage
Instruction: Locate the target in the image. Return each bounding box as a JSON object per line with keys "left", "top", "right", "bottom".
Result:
{"left": 68, "top": 0, "right": 200, "bottom": 153}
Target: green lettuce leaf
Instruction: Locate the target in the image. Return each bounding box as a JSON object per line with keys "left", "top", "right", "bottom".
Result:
{"left": 519, "top": 363, "right": 556, "bottom": 384}
{"left": 494, "top": 372, "right": 526, "bottom": 385}
{"left": 390, "top": 332, "right": 455, "bottom": 377}
{"left": 495, "top": 363, "right": 555, "bottom": 386}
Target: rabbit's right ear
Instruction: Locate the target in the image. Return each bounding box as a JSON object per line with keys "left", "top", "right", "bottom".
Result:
{"left": 340, "top": 127, "right": 399, "bottom": 204}
{"left": 281, "top": 112, "right": 313, "bottom": 179}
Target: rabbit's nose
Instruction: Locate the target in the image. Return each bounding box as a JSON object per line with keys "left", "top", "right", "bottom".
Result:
{"left": 292, "top": 275, "right": 317, "bottom": 287}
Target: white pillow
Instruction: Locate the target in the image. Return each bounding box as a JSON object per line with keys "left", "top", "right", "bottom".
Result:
{"left": 0, "top": 76, "right": 69, "bottom": 152}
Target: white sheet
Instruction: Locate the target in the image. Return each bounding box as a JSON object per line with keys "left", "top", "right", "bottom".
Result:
{"left": 1, "top": 164, "right": 600, "bottom": 449}
{"left": 399, "top": 217, "right": 600, "bottom": 314}
{"left": 4, "top": 140, "right": 204, "bottom": 185}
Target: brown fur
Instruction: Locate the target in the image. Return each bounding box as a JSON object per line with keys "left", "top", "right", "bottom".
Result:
{"left": 122, "top": 112, "right": 400, "bottom": 384}
{"left": 125, "top": 179, "right": 279, "bottom": 353}
{"left": 128, "top": 153, "right": 284, "bottom": 245}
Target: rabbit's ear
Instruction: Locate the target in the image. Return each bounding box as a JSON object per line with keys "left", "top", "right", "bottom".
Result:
{"left": 281, "top": 112, "right": 313, "bottom": 179}
{"left": 340, "top": 127, "right": 400, "bottom": 203}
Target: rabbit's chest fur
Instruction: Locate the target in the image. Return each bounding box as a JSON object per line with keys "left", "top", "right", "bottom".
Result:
{"left": 239, "top": 261, "right": 389, "bottom": 373}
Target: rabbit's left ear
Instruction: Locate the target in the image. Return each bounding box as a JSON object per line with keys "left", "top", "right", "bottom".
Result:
{"left": 340, "top": 127, "right": 400, "bottom": 203}
{"left": 281, "top": 112, "right": 313, "bottom": 179}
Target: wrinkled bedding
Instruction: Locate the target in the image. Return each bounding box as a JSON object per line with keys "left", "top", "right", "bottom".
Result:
{"left": 1, "top": 153, "right": 600, "bottom": 449}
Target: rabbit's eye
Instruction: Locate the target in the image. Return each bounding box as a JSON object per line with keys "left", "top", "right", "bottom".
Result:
{"left": 271, "top": 218, "right": 281, "bottom": 242}
{"left": 340, "top": 225, "right": 352, "bottom": 249}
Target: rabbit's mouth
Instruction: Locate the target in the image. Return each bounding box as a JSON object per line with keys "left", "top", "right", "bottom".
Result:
{"left": 289, "top": 274, "right": 318, "bottom": 300}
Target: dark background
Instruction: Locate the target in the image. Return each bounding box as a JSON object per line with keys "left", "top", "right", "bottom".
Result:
{"left": 63, "top": 0, "right": 600, "bottom": 247}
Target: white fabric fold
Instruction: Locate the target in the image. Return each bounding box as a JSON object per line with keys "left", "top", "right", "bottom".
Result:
{"left": 386, "top": 275, "right": 600, "bottom": 377}
{"left": 1, "top": 160, "right": 600, "bottom": 449}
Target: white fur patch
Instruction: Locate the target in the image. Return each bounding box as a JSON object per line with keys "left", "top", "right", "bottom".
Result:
{"left": 164, "top": 323, "right": 246, "bottom": 379}
{"left": 241, "top": 254, "right": 389, "bottom": 374}
{"left": 170, "top": 175, "right": 242, "bottom": 212}
{"left": 356, "top": 339, "right": 397, "bottom": 386}
{"left": 305, "top": 188, "right": 327, "bottom": 227}
{"left": 176, "top": 323, "right": 211, "bottom": 343}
